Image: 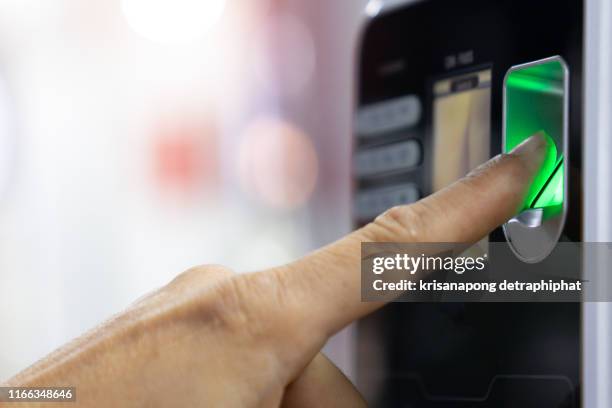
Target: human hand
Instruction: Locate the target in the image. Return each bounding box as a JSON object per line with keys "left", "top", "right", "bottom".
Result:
{"left": 4, "top": 133, "right": 549, "bottom": 407}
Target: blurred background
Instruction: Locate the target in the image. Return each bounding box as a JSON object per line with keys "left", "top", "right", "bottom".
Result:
{"left": 0, "top": 0, "right": 372, "bottom": 379}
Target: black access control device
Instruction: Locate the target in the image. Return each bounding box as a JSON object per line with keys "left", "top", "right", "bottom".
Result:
{"left": 353, "top": 0, "right": 583, "bottom": 406}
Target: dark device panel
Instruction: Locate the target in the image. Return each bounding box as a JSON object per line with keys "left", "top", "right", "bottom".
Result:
{"left": 353, "top": 0, "right": 583, "bottom": 406}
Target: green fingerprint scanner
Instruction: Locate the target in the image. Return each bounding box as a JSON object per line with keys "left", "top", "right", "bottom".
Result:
{"left": 503, "top": 56, "right": 568, "bottom": 263}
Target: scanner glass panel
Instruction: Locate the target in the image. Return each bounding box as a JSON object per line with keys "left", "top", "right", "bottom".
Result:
{"left": 504, "top": 59, "right": 567, "bottom": 212}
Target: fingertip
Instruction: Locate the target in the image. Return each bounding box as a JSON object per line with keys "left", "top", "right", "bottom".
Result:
{"left": 507, "top": 131, "right": 551, "bottom": 173}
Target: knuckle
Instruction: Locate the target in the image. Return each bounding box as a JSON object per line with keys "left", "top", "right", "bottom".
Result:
{"left": 171, "top": 264, "right": 235, "bottom": 287}
{"left": 200, "top": 271, "right": 319, "bottom": 373}
{"left": 203, "top": 276, "right": 254, "bottom": 330}
{"left": 151, "top": 264, "right": 320, "bottom": 361}
{"left": 204, "top": 272, "right": 283, "bottom": 339}
{"left": 371, "top": 202, "right": 430, "bottom": 242}
{"left": 220, "top": 270, "right": 319, "bottom": 350}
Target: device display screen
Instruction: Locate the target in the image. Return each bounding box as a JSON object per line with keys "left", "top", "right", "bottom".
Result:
{"left": 432, "top": 70, "right": 491, "bottom": 256}
{"left": 432, "top": 69, "right": 491, "bottom": 191}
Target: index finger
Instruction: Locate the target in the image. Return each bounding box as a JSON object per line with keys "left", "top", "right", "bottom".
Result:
{"left": 273, "top": 132, "right": 549, "bottom": 336}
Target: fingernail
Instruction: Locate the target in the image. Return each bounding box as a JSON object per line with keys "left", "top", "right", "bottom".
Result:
{"left": 508, "top": 131, "right": 552, "bottom": 174}
{"left": 509, "top": 131, "right": 548, "bottom": 157}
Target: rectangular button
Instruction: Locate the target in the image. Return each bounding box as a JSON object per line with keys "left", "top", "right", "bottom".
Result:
{"left": 354, "top": 140, "right": 421, "bottom": 177}
{"left": 356, "top": 95, "right": 421, "bottom": 137}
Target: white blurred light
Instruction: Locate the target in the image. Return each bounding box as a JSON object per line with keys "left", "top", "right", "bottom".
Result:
{"left": 365, "top": 0, "right": 384, "bottom": 17}
{"left": 121, "top": 0, "right": 225, "bottom": 44}
{"left": 261, "top": 14, "right": 316, "bottom": 97}
{"left": 238, "top": 117, "right": 318, "bottom": 210}
{"left": 0, "top": 75, "right": 15, "bottom": 204}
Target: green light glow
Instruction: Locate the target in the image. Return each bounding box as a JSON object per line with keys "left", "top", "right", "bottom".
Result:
{"left": 505, "top": 59, "right": 566, "bottom": 212}
{"left": 532, "top": 162, "right": 564, "bottom": 208}
{"left": 506, "top": 75, "right": 561, "bottom": 94}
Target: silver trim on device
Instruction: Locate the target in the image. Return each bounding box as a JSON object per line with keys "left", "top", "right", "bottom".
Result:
{"left": 583, "top": 1, "right": 612, "bottom": 407}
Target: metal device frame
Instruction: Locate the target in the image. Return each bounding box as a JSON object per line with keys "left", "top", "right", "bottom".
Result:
{"left": 583, "top": 1, "right": 612, "bottom": 407}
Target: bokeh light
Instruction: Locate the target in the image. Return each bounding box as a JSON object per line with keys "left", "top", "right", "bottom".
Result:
{"left": 152, "top": 117, "right": 219, "bottom": 196}
{"left": 238, "top": 117, "right": 318, "bottom": 210}
{"left": 121, "top": 0, "right": 226, "bottom": 44}
{"left": 365, "top": 0, "right": 384, "bottom": 17}
{"left": 259, "top": 13, "right": 316, "bottom": 97}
